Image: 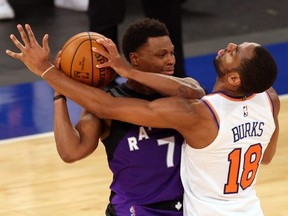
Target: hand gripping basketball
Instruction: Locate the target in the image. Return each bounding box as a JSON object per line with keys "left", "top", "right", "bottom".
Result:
{"left": 59, "top": 32, "right": 116, "bottom": 88}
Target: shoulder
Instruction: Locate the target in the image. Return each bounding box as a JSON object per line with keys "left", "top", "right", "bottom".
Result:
{"left": 176, "top": 98, "right": 218, "bottom": 147}
{"left": 169, "top": 98, "right": 211, "bottom": 125}
{"left": 150, "top": 97, "right": 206, "bottom": 120}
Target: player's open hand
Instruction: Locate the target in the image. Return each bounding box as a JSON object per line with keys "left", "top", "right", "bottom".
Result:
{"left": 93, "top": 37, "right": 132, "bottom": 79}
{"left": 6, "top": 24, "right": 52, "bottom": 77}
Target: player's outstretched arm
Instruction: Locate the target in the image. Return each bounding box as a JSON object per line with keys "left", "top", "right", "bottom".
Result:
{"left": 4, "top": 24, "right": 171, "bottom": 127}
{"left": 4, "top": 24, "right": 200, "bottom": 139}
{"left": 94, "top": 37, "right": 205, "bottom": 99}
{"left": 5, "top": 24, "right": 104, "bottom": 114}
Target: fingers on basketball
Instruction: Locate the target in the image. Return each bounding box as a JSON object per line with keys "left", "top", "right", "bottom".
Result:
{"left": 59, "top": 32, "right": 116, "bottom": 88}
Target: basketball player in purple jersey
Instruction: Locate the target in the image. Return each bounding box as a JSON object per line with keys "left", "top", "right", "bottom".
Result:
{"left": 96, "top": 18, "right": 204, "bottom": 215}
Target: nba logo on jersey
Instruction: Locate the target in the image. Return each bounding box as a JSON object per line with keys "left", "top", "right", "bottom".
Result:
{"left": 243, "top": 105, "right": 248, "bottom": 117}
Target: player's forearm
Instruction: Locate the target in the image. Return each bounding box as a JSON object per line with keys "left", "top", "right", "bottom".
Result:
{"left": 129, "top": 68, "right": 205, "bottom": 98}
{"left": 42, "top": 67, "right": 108, "bottom": 116}
{"left": 43, "top": 65, "right": 176, "bottom": 129}
{"left": 53, "top": 99, "right": 82, "bottom": 162}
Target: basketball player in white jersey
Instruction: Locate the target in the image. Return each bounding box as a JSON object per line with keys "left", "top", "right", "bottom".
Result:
{"left": 7, "top": 24, "right": 280, "bottom": 216}
{"left": 93, "top": 40, "right": 280, "bottom": 216}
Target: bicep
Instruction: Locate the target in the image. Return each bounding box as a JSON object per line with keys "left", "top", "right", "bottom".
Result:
{"left": 261, "top": 120, "right": 279, "bottom": 165}
{"left": 61, "top": 111, "right": 101, "bottom": 161}
{"left": 75, "top": 111, "right": 102, "bottom": 149}
{"left": 261, "top": 88, "right": 280, "bottom": 164}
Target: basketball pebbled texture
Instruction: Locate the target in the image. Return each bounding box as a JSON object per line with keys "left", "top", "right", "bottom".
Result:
{"left": 59, "top": 32, "right": 116, "bottom": 88}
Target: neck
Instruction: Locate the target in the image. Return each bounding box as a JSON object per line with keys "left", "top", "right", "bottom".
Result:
{"left": 212, "top": 81, "right": 243, "bottom": 97}
{"left": 213, "top": 85, "right": 248, "bottom": 98}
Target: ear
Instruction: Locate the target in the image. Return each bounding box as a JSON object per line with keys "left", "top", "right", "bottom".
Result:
{"left": 227, "top": 72, "right": 241, "bottom": 86}
{"left": 129, "top": 53, "right": 138, "bottom": 66}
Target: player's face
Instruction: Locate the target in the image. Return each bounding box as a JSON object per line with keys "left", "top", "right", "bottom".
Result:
{"left": 214, "top": 42, "right": 260, "bottom": 77}
{"left": 133, "top": 36, "right": 176, "bottom": 76}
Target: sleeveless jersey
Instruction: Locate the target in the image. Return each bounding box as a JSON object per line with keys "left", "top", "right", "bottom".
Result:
{"left": 103, "top": 84, "right": 184, "bottom": 206}
{"left": 181, "top": 91, "right": 275, "bottom": 216}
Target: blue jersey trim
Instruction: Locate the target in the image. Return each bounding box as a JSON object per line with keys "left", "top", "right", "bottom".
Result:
{"left": 201, "top": 99, "right": 219, "bottom": 129}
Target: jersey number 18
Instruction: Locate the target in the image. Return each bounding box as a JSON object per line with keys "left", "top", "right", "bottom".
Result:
{"left": 224, "top": 143, "right": 262, "bottom": 194}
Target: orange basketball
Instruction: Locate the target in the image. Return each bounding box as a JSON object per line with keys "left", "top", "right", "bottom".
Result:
{"left": 59, "top": 32, "right": 116, "bottom": 88}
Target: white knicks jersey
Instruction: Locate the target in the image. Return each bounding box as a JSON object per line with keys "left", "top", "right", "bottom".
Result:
{"left": 181, "top": 91, "right": 275, "bottom": 216}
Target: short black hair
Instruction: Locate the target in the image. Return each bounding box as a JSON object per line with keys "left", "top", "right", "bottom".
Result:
{"left": 121, "top": 18, "right": 169, "bottom": 62}
{"left": 237, "top": 46, "right": 278, "bottom": 94}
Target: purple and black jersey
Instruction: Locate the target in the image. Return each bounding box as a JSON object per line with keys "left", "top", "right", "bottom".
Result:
{"left": 102, "top": 84, "right": 184, "bottom": 214}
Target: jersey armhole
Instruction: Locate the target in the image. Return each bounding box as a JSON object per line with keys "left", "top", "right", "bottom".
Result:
{"left": 265, "top": 91, "right": 275, "bottom": 115}
{"left": 201, "top": 99, "right": 220, "bottom": 129}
